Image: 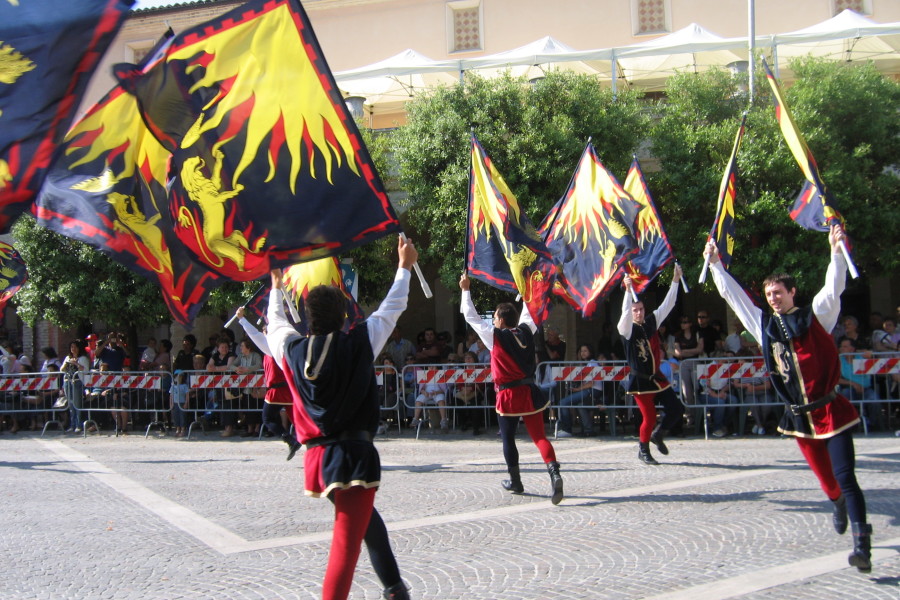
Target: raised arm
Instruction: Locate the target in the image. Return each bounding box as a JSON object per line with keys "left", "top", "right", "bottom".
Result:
{"left": 265, "top": 269, "right": 301, "bottom": 369}
{"left": 652, "top": 264, "right": 682, "bottom": 325}
{"left": 617, "top": 276, "right": 635, "bottom": 339}
{"left": 811, "top": 225, "right": 848, "bottom": 333}
{"left": 366, "top": 236, "right": 418, "bottom": 357}
{"left": 704, "top": 241, "right": 763, "bottom": 343}
{"left": 236, "top": 307, "right": 271, "bottom": 357}
{"left": 459, "top": 272, "right": 494, "bottom": 350}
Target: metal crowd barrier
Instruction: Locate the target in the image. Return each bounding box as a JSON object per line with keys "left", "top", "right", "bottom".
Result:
{"left": 185, "top": 369, "right": 266, "bottom": 439}
{"left": 77, "top": 370, "right": 170, "bottom": 438}
{"left": 402, "top": 362, "right": 494, "bottom": 439}
{"left": 0, "top": 371, "right": 67, "bottom": 437}
{"left": 541, "top": 360, "right": 632, "bottom": 437}
{"left": 375, "top": 365, "right": 404, "bottom": 434}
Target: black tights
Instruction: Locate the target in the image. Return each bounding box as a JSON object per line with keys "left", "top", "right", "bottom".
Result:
{"left": 796, "top": 428, "right": 867, "bottom": 523}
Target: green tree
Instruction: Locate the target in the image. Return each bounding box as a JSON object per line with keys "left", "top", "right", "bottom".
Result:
{"left": 649, "top": 58, "right": 900, "bottom": 294}
{"left": 393, "top": 71, "right": 648, "bottom": 303}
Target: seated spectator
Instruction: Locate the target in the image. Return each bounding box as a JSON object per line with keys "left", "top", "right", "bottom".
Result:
{"left": 415, "top": 328, "right": 445, "bottom": 364}
{"left": 837, "top": 337, "right": 884, "bottom": 431}
{"left": 557, "top": 344, "right": 604, "bottom": 438}
{"left": 731, "top": 348, "right": 775, "bottom": 435}
{"left": 139, "top": 337, "right": 158, "bottom": 370}
{"left": 698, "top": 357, "right": 737, "bottom": 438}
{"left": 234, "top": 337, "right": 263, "bottom": 438}
{"left": 207, "top": 338, "right": 237, "bottom": 437}
{"left": 411, "top": 368, "right": 449, "bottom": 432}
{"left": 872, "top": 316, "right": 899, "bottom": 352}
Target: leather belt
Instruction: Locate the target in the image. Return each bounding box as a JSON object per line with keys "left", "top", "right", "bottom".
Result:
{"left": 305, "top": 430, "right": 373, "bottom": 449}
{"left": 790, "top": 391, "right": 836, "bottom": 416}
{"left": 496, "top": 377, "right": 534, "bottom": 392}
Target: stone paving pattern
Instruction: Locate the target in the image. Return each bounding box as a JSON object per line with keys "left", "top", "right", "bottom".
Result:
{"left": 0, "top": 427, "right": 897, "bottom": 599}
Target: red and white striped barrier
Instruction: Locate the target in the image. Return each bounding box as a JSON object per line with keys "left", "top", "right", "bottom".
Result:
{"left": 551, "top": 365, "right": 630, "bottom": 382}
{"left": 852, "top": 357, "right": 900, "bottom": 375}
{"left": 696, "top": 360, "right": 767, "bottom": 381}
{"left": 190, "top": 373, "right": 264, "bottom": 389}
{"left": 415, "top": 367, "right": 493, "bottom": 385}
{"left": 82, "top": 373, "right": 162, "bottom": 389}
{"left": 0, "top": 374, "right": 60, "bottom": 391}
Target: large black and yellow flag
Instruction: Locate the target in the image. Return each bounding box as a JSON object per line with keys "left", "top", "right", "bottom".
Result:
{"left": 705, "top": 113, "right": 746, "bottom": 272}
{"left": 0, "top": 241, "right": 27, "bottom": 313}
{"left": 539, "top": 143, "right": 640, "bottom": 318}
{"left": 622, "top": 157, "right": 674, "bottom": 294}
{"left": 0, "top": 0, "right": 135, "bottom": 232}
{"left": 762, "top": 60, "right": 844, "bottom": 232}
{"left": 466, "top": 134, "right": 557, "bottom": 325}
{"left": 115, "top": 0, "right": 402, "bottom": 283}
{"left": 37, "top": 31, "right": 224, "bottom": 325}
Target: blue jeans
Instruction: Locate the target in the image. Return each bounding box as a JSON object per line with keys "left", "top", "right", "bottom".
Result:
{"left": 699, "top": 391, "right": 734, "bottom": 430}
{"left": 559, "top": 389, "right": 597, "bottom": 434}
{"left": 64, "top": 378, "right": 84, "bottom": 430}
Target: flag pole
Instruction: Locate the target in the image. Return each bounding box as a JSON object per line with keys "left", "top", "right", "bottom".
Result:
{"left": 675, "top": 261, "right": 690, "bottom": 293}
{"left": 281, "top": 288, "right": 303, "bottom": 322}
{"left": 400, "top": 232, "right": 432, "bottom": 297}
{"left": 464, "top": 129, "right": 475, "bottom": 277}
{"left": 224, "top": 283, "right": 267, "bottom": 328}
{"left": 840, "top": 240, "right": 859, "bottom": 279}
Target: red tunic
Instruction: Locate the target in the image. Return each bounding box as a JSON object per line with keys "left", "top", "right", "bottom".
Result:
{"left": 491, "top": 326, "right": 549, "bottom": 417}
{"left": 262, "top": 354, "right": 292, "bottom": 406}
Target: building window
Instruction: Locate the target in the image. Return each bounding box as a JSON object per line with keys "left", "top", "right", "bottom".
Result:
{"left": 130, "top": 44, "right": 154, "bottom": 64}
{"left": 833, "top": 0, "right": 870, "bottom": 15}
{"left": 447, "top": 0, "right": 482, "bottom": 53}
{"left": 632, "top": 0, "right": 670, "bottom": 36}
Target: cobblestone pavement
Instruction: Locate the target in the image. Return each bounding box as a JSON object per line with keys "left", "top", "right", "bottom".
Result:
{"left": 0, "top": 427, "right": 897, "bottom": 599}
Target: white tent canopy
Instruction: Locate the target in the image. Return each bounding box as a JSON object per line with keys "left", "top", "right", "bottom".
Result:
{"left": 334, "top": 11, "right": 900, "bottom": 114}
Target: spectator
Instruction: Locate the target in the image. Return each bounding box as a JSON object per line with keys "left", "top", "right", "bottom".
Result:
{"left": 837, "top": 337, "right": 884, "bottom": 431}
{"left": 871, "top": 316, "right": 898, "bottom": 352}
{"left": 696, "top": 311, "right": 719, "bottom": 356}
{"left": 234, "top": 337, "right": 263, "bottom": 438}
{"left": 674, "top": 315, "right": 703, "bottom": 404}
{"left": 152, "top": 339, "right": 173, "bottom": 372}
{"left": 201, "top": 334, "right": 219, "bottom": 362}
{"left": 139, "top": 337, "right": 158, "bottom": 370}
{"left": 456, "top": 329, "right": 480, "bottom": 357}
{"left": 170, "top": 370, "right": 191, "bottom": 438}
{"left": 454, "top": 351, "right": 484, "bottom": 435}
{"left": 657, "top": 321, "right": 676, "bottom": 360}
{"left": 410, "top": 370, "right": 449, "bottom": 433}
{"left": 732, "top": 347, "right": 775, "bottom": 435}
{"left": 384, "top": 327, "right": 415, "bottom": 371}
{"left": 840, "top": 316, "right": 869, "bottom": 350}
{"left": 207, "top": 338, "right": 237, "bottom": 437}
{"left": 698, "top": 352, "right": 737, "bottom": 438}
{"left": 173, "top": 334, "right": 198, "bottom": 372}
{"left": 544, "top": 326, "right": 566, "bottom": 361}
{"left": 724, "top": 321, "right": 745, "bottom": 354}
{"left": 95, "top": 332, "right": 126, "bottom": 371}
{"left": 61, "top": 339, "right": 91, "bottom": 433}
{"left": 414, "top": 327, "right": 444, "bottom": 364}
{"left": 39, "top": 346, "right": 61, "bottom": 372}
{"left": 557, "top": 344, "right": 603, "bottom": 438}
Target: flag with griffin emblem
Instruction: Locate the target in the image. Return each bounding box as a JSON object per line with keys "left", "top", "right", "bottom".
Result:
{"left": 0, "top": 0, "right": 135, "bottom": 233}
{"left": 705, "top": 113, "right": 746, "bottom": 271}
{"left": 762, "top": 60, "right": 845, "bottom": 232}
{"left": 465, "top": 134, "right": 557, "bottom": 326}
{"left": 622, "top": 157, "right": 674, "bottom": 293}
{"left": 115, "top": 0, "right": 402, "bottom": 283}
{"left": 0, "top": 241, "right": 27, "bottom": 313}
{"left": 282, "top": 257, "right": 364, "bottom": 335}
{"left": 539, "top": 143, "right": 640, "bottom": 318}
{"left": 36, "top": 31, "right": 226, "bottom": 326}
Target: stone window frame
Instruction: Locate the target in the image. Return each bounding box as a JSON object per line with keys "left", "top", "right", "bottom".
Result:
{"left": 446, "top": 0, "right": 483, "bottom": 54}
{"left": 832, "top": 0, "right": 871, "bottom": 16}
{"left": 631, "top": 0, "right": 671, "bottom": 37}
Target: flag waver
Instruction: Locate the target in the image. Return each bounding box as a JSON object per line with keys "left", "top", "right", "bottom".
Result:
{"left": 117, "top": 0, "right": 401, "bottom": 282}
{"left": 622, "top": 157, "right": 674, "bottom": 293}
{"left": 539, "top": 143, "right": 640, "bottom": 318}
{"left": 282, "top": 257, "right": 364, "bottom": 335}
{"left": 466, "top": 134, "right": 556, "bottom": 325}
{"left": 0, "top": 241, "right": 27, "bottom": 313}
{"left": 705, "top": 113, "right": 747, "bottom": 272}
{"left": 0, "top": 0, "right": 135, "bottom": 232}
{"left": 762, "top": 60, "right": 843, "bottom": 232}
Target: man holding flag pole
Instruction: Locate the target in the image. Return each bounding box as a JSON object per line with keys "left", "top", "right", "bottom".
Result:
{"left": 703, "top": 225, "right": 873, "bottom": 573}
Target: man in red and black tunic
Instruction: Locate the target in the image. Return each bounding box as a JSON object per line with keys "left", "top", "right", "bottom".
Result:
{"left": 266, "top": 236, "right": 418, "bottom": 600}
{"left": 618, "top": 264, "right": 684, "bottom": 465}
{"left": 459, "top": 272, "right": 563, "bottom": 505}
{"left": 705, "top": 225, "right": 873, "bottom": 573}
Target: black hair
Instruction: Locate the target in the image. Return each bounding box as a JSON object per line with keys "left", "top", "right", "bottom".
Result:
{"left": 495, "top": 302, "right": 518, "bottom": 327}
{"left": 306, "top": 285, "right": 346, "bottom": 335}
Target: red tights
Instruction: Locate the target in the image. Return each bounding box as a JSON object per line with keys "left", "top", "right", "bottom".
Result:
{"left": 322, "top": 486, "right": 377, "bottom": 600}
{"left": 634, "top": 394, "right": 657, "bottom": 443}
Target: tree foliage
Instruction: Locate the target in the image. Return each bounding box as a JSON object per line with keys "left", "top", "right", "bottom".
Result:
{"left": 393, "top": 71, "right": 648, "bottom": 304}
{"left": 649, "top": 58, "right": 900, "bottom": 293}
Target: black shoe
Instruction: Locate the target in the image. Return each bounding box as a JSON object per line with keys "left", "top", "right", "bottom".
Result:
{"left": 848, "top": 522, "right": 872, "bottom": 573}
{"left": 638, "top": 442, "right": 659, "bottom": 465}
{"left": 286, "top": 441, "right": 301, "bottom": 461}
{"left": 831, "top": 495, "right": 848, "bottom": 535}
{"left": 383, "top": 581, "right": 410, "bottom": 600}
{"left": 547, "top": 461, "right": 563, "bottom": 505}
{"left": 650, "top": 427, "right": 669, "bottom": 455}
{"left": 502, "top": 466, "right": 524, "bottom": 494}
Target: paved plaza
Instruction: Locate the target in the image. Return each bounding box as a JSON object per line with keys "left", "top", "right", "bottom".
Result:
{"left": 0, "top": 427, "right": 897, "bottom": 599}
